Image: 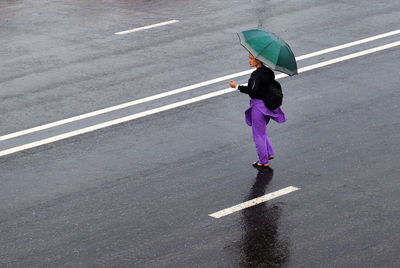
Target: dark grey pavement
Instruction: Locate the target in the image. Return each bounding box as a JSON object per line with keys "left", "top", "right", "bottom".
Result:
{"left": 1, "top": 0, "right": 400, "bottom": 267}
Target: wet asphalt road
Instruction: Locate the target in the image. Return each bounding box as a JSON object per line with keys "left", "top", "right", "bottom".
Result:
{"left": 1, "top": 0, "right": 400, "bottom": 267}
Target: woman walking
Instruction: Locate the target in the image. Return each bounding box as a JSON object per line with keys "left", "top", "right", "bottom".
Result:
{"left": 229, "top": 53, "right": 286, "bottom": 168}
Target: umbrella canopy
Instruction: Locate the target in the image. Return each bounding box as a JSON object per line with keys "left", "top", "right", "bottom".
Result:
{"left": 237, "top": 29, "right": 298, "bottom": 76}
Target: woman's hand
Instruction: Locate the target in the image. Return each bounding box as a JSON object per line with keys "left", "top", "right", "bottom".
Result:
{"left": 229, "top": 80, "right": 238, "bottom": 88}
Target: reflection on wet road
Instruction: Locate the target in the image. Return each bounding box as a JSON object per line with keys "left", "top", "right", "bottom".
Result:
{"left": 240, "top": 168, "right": 289, "bottom": 267}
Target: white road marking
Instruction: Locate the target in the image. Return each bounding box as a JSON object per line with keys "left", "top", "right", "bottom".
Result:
{"left": 1, "top": 29, "right": 399, "bottom": 142}
{"left": 296, "top": 28, "right": 400, "bottom": 60}
{"left": 209, "top": 186, "right": 300, "bottom": 219}
{"left": 0, "top": 88, "right": 235, "bottom": 157}
{"left": 298, "top": 40, "right": 400, "bottom": 73}
{"left": 0, "top": 70, "right": 253, "bottom": 142}
{"left": 0, "top": 40, "right": 399, "bottom": 157}
{"left": 114, "top": 20, "right": 179, "bottom": 35}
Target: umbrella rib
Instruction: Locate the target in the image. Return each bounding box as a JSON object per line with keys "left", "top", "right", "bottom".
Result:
{"left": 256, "top": 42, "right": 279, "bottom": 69}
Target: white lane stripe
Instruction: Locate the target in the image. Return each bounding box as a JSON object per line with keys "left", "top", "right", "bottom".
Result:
{"left": 209, "top": 186, "right": 300, "bottom": 219}
{"left": 0, "top": 69, "right": 254, "bottom": 142}
{"left": 296, "top": 29, "right": 400, "bottom": 60}
{"left": 298, "top": 40, "right": 400, "bottom": 73}
{"left": 0, "top": 88, "right": 236, "bottom": 157}
{"left": 0, "top": 40, "right": 399, "bottom": 157}
{"left": 1, "top": 29, "right": 399, "bottom": 142}
{"left": 114, "top": 20, "right": 179, "bottom": 35}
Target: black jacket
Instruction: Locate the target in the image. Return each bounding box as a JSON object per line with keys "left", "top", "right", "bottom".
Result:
{"left": 238, "top": 66, "right": 282, "bottom": 110}
{"left": 238, "top": 66, "right": 275, "bottom": 100}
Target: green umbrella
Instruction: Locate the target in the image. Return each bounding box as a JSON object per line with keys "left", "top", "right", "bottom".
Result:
{"left": 237, "top": 29, "right": 298, "bottom": 76}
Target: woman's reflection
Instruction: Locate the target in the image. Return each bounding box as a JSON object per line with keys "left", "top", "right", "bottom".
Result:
{"left": 240, "top": 168, "right": 289, "bottom": 267}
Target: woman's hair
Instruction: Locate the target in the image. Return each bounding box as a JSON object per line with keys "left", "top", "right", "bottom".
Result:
{"left": 250, "top": 53, "right": 263, "bottom": 65}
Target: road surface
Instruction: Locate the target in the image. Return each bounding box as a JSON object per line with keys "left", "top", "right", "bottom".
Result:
{"left": 1, "top": 0, "right": 400, "bottom": 267}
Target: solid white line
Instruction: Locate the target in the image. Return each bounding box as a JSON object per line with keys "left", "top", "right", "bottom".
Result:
{"left": 0, "top": 40, "right": 399, "bottom": 157}
{"left": 209, "top": 186, "right": 300, "bottom": 219}
{"left": 1, "top": 29, "right": 399, "bottom": 142}
{"left": 0, "top": 69, "right": 254, "bottom": 142}
{"left": 296, "top": 29, "right": 400, "bottom": 60}
{"left": 0, "top": 88, "right": 236, "bottom": 157}
{"left": 114, "top": 20, "right": 179, "bottom": 35}
{"left": 298, "top": 40, "right": 400, "bottom": 73}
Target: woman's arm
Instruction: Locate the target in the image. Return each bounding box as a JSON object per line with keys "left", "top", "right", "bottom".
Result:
{"left": 238, "top": 84, "right": 250, "bottom": 94}
{"left": 230, "top": 80, "right": 251, "bottom": 94}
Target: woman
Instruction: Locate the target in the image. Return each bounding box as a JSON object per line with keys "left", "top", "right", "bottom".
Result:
{"left": 229, "top": 53, "right": 286, "bottom": 168}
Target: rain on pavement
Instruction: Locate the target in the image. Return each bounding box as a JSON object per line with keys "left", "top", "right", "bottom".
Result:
{"left": 1, "top": 0, "right": 400, "bottom": 267}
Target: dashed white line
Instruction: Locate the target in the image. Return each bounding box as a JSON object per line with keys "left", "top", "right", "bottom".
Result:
{"left": 114, "top": 20, "right": 179, "bottom": 35}
{"left": 209, "top": 186, "right": 300, "bottom": 219}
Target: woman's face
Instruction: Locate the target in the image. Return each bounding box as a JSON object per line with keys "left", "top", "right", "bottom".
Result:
{"left": 249, "top": 54, "right": 261, "bottom": 67}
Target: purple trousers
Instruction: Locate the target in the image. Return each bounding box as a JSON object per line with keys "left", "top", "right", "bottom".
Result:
{"left": 245, "top": 99, "right": 286, "bottom": 164}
